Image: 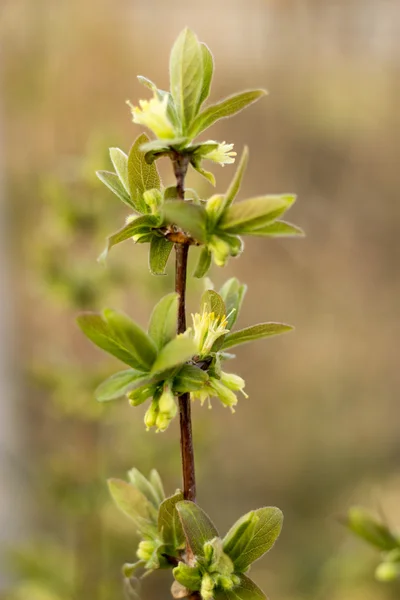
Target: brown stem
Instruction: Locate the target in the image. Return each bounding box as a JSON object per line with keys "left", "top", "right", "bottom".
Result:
{"left": 172, "top": 153, "right": 196, "bottom": 503}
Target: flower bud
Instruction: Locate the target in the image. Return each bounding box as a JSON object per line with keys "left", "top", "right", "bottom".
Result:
{"left": 137, "top": 540, "right": 155, "bottom": 562}
{"left": 144, "top": 400, "right": 159, "bottom": 430}
{"left": 156, "top": 385, "right": 177, "bottom": 432}
{"left": 209, "top": 378, "right": 238, "bottom": 412}
{"left": 200, "top": 574, "right": 215, "bottom": 600}
{"left": 375, "top": 561, "right": 400, "bottom": 582}
{"left": 143, "top": 189, "right": 163, "bottom": 214}
{"left": 209, "top": 235, "right": 231, "bottom": 267}
{"left": 220, "top": 372, "right": 248, "bottom": 397}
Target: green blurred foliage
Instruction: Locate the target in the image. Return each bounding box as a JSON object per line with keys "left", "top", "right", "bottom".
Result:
{"left": 1, "top": 1, "right": 400, "bottom": 599}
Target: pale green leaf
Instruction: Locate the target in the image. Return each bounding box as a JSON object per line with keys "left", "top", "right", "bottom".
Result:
{"left": 201, "top": 290, "right": 226, "bottom": 319}
{"left": 158, "top": 491, "right": 185, "bottom": 548}
{"left": 149, "top": 470, "right": 165, "bottom": 505}
{"left": 103, "top": 309, "right": 157, "bottom": 370}
{"left": 95, "top": 369, "right": 147, "bottom": 402}
{"left": 98, "top": 215, "right": 160, "bottom": 262}
{"left": 194, "top": 247, "right": 212, "bottom": 279}
{"left": 169, "top": 28, "right": 203, "bottom": 133}
{"left": 224, "top": 507, "right": 283, "bottom": 572}
{"left": 127, "top": 468, "right": 161, "bottom": 509}
{"left": 197, "top": 43, "right": 214, "bottom": 109}
{"left": 223, "top": 323, "right": 293, "bottom": 350}
{"left": 220, "top": 195, "right": 296, "bottom": 233}
{"left": 189, "top": 90, "right": 267, "bottom": 138}
{"left": 176, "top": 500, "right": 219, "bottom": 557}
{"left": 109, "top": 147, "right": 130, "bottom": 194}
{"left": 162, "top": 201, "right": 207, "bottom": 243}
{"left": 128, "top": 133, "right": 161, "bottom": 213}
{"left": 223, "top": 146, "right": 249, "bottom": 212}
{"left": 107, "top": 479, "right": 157, "bottom": 534}
{"left": 151, "top": 336, "right": 196, "bottom": 375}
{"left": 214, "top": 575, "right": 267, "bottom": 600}
{"left": 345, "top": 507, "right": 399, "bottom": 551}
{"left": 96, "top": 170, "right": 135, "bottom": 209}
{"left": 172, "top": 364, "right": 209, "bottom": 393}
{"left": 148, "top": 292, "right": 179, "bottom": 350}
{"left": 149, "top": 235, "right": 173, "bottom": 275}
{"left": 219, "top": 278, "right": 247, "bottom": 329}
{"left": 76, "top": 313, "right": 143, "bottom": 369}
{"left": 244, "top": 220, "right": 305, "bottom": 237}
{"left": 191, "top": 160, "right": 216, "bottom": 186}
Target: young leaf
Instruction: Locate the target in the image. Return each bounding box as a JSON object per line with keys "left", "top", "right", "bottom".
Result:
{"left": 95, "top": 369, "right": 147, "bottom": 402}
{"left": 96, "top": 170, "right": 135, "bottom": 209}
{"left": 201, "top": 290, "right": 226, "bottom": 319}
{"left": 158, "top": 491, "right": 185, "bottom": 548}
{"left": 222, "top": 323, "right": 293, "bottom": 350}
{"left": 149, "top": 470, "right": 165, "bottom": 505}
{"left": 149, "top": 235, "right": 173, "bottom": 275}
{"left": 219, "top": 195, "right": 296, "bottom": 234}
{"left": 148, "top": 292, "right": 179, "bottom": 350}
{"left": 99, "top": 215, "right": 160, "bottom": 262}
{"left": 190, "top": 160, "right": 216, "bottom": 187}
{"left": 103, "top": 309, "right": 157, "bottom": 370}
{"left": 176, "top": 500, "right": 219, "bottom": 557}
{"left": 150, "top": 336, "right": 196, "bottom": 375}
{"left": 214, "top": 574, "right": 267, "bottom": 600}
{"left": 77, "top": 313, "right": 143, "bottom": 369}
{"left": 224, "top": 507, "right": 283, "bottom": 572}
{"left": 189, "top": 90, "right": 267, "bottom": 138}
{"left": 197, "top": 43, "right": 214, "bottom": 109}
{"left": 109, "top": 147, "right": 130, "bottom": 194}
{"left": 108, "top": 479, "right": 157, "bottom": 533}
{"left": 345, "top": 507, "right": 400, "bottom": 551}
{"left": 223, "top": 146, "right": 249, "bottom": 212}
{"left": 194, "top": 247, "right": 212, "bottom": 279}
{"left": 162, "top": 201, "right": 207, "bottom": 243}
{"left": 169, "top": 28, "right": 203, "bottom": 133}
{"left": 128, "top": 468, "right": 161, "bottom": 509}
{"left": 244, "top": 220, "right": 305, "bottom": 237}
{"left": 172, "top": 364, "right": 209, "bottom": 393}
{"left": 128, "top": 133, "right": 161, "bottom": 213}
{"left": 219, "top": 278, "right": 247, "bottom": 329}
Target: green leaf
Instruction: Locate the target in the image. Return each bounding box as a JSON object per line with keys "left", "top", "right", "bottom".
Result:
{"left": 214, "top": 575, "right": 267, "bottom": 600}
{"left": 176, "top": 500, "right": 219, "bottom": 557}
{"left": 189, "top": 90, "right": 267, "bottom": 138}
{"left": 197, "top": 43, "right": 214, "bottom": 109}
{"left": 96, "top": 170, "right": 135, "bottom": 209}
{"left": 222, "top": 323, "right": 293, "bottom": 350}
{"left": 169, "top": 28, "right": 203, "bottom": 133}
{"left": 76, "top": 313, "right": 143, "bottom": 369}
{"left": 99, "top": 215, "right": 160, "bottom": 262}
{"left": 151, "top": 336, "right": 196, "bottom": 375}
{"left": 108, "top": 479, "right": 157, "bottom": 534}
{"left": 149, "top": 470, "right": 165, "bottom": 505}
{"left": 194, "top": 247, "right": 212, "bottom": 279}
{"left": 149, "top": 236, "right": 173, "bottom": 275}
{"left": 244, "top": 220, "right": 305, "bottom": 237}
{"left": 223, "top": 146, "right": 249, "bottom": 212}
{"left": 162, "top": 201, "right": 207, "bottom": 243}
{"left": 191, "top": 160, "right": 216, "bottom": 186}
{"left": 103, "top": 309, "right": 157, "bottom": 370}
{"left": 109, "top": 147, "right": 130, "bottom": 194}
{"left": 127, "top": 468, "right": 161, "bottom": 509}
{"left": 201, "top": 290, "right": 226, "bottom": 319}
{"left": 345, "top": 507, "right": 400, "bottom": 551}
{"left": 224, "top": 507, "right": 283, "bottom": 572}
{"left": 95, "top": 369, "right": 147, "bottom": 402}
{"left": 219, "top": 278, "right": 248, "bottom": 329}
{"left": 158, "top": 491, "right": 185, "bottom": 548}
{"left": 148, "top": 292, "right": 179, "bottom": 350}
{"left": 173, "top": 364, "right": 209, "bottom": 393}
{"left": 220, "top": 195, "right": 296, "bottom": 234}
{"left": 128, "top": 134, "right": 161, "bottom": 213}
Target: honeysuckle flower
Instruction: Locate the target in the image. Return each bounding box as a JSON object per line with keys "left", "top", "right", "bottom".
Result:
{"left": 190, "top": 372, "right": 247, "bottom": 413}
{"left": 156, "top": 384, "right": 178, "bottom": 432}
{"left": 191, "top": 310, "right": 230, "bottom": 357}
{"left": 127, "top": 94, "right": 176, "bottom": 140}
{"left": 203, "top": 141, "right": 237, "bottom": 166}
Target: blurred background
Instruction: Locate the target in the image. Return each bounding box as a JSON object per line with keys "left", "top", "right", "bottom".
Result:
{"left": 1, "top": 0, "right": 400, "bottom": 599}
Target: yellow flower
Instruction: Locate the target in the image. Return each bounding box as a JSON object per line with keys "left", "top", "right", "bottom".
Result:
{"left": 204, "top": 142, "right": 237, "bottom": 166}
{"left": 127, "top": 94, "right": 175, "bottom": 140}
{"left": 191, "top": 310, "right": 229, "bottom": 357}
